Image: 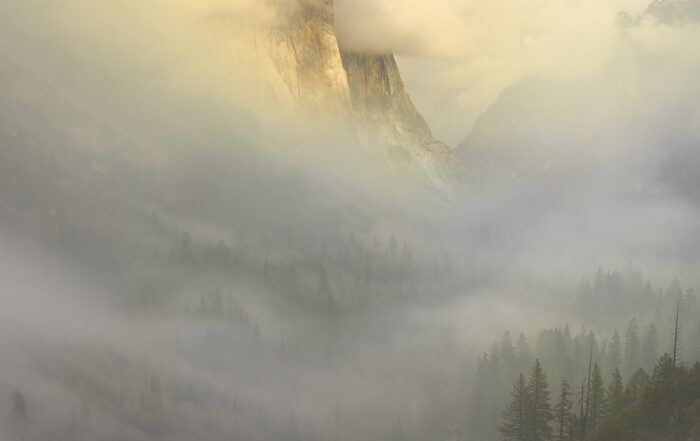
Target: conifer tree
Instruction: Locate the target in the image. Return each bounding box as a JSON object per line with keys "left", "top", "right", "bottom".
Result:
{"left": 499, "top": 373, "right": 531, "bottom": 441}
{"left": 607, "top": 330, "right": 622, "bottom": 378}
{"left": 13, "top": 391, "right": 27, "bottom": 419}
{"left": 625, "top": 368, "right": 649, "bottom": 402}
{"left": 528, "top": 360, "right": 553, "bottom": 441}
{"left": 518, "top": 333, "right": 531, "bottom": 374}
{"left": 501, "top": 331, "right": 517, "bottom": 377}
{"left": 651, "top": 353, "right": 674, "bottom": 386}
{"left": 469, "top": 353, "right": 497, "bottom": 438}
{"left": 624, "top": 319, "right": 641, "bottom": 379}
{"left": 588, "top": 363, "right": 606, "bottom": 432}
{"left": 553, "top": 379, "right": 572, "bottom": 441}
{"left": 490, "top": 342, "right": 502, "bottom": 384}
{"left": 692, "top": 320, "right": 700, "bottom": 363}
{"left": 672, "top": 303, "right": 681, "bottom": 369}
{"left": 605, "top": 368, "right": 625, "bottom": 416}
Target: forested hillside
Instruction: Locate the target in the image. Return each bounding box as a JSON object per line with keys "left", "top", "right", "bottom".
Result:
{"left": 464, "top": 278, "right": 700, "bottom": 441}
{"left": 587, "top": 363, "right": 700, "bottom": 441}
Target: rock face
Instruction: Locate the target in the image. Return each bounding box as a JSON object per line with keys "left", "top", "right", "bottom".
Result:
{"left": 209, "top": 1, "right": 354, "bottom": 122}
{"left": 210, "top": 0, "right": 458, "bottom": 192}
{"left": 341, "top": 53, "right": 458, "bottom": 192}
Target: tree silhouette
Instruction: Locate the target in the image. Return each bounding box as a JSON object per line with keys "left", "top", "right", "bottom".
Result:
{"left": 605, "top": 368, "right": 625, "bottom": 416}
{"left": 528, "top": 360, "right": 553, "bottom": 441}
{"left": 553, "top": 379, "right": 572, "bottom": 441}
{"left": 13, "top": 391, "right": 27, "bottom": 419}
{"left": 499, "top": 373, "right": 531, "bottom": 441}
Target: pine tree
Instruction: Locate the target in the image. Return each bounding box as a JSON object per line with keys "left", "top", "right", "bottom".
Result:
{"left": 588, "top": 363, "right": 606, "bottom": 432}
{"left": 625, "top": 368, "right": 649, "bottom": 402}
{"left": 499, "top": 373, "right": 531, "bottom": 441}
{"left": 605, "top": 368, "right": 625, "bottom": 416}
{"left": 672, "top": 303, "right": 681, "bottom": 369}
{"left": 501, "top": 331, "right": 517, "bottom": 378}
{"left": 651, "top": 353, "right": 674, "bottom": 386}
{"left": 624, "top": 319, "right": 641, "bottom": 379}
{"left": 607, "top": 330, "right": 622, "bottom": 378}
{"left": 692, "top": 320, "right": 700, "bottom": 364}
{"left": 490, "top": 342, "right": 502, "bottom": 384}
{"left": 13, "top": 391, "right": 27, "bottom": 419}
{"left": 528, "top": 360, "right": 553, "bottom": 441}
{"left": 581, "top": 341, "right": 593, "bottom": 440}
{"left": 518, "top": 333, "right": 531, "bottom": 374}
{"left": 569, "top": 413, "right": 582, "bottom": 441}
{"left": 553, "top": 379, "right": 572, "bottom": 441}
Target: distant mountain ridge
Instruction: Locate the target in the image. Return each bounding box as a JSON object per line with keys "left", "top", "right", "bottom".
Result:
{"left": 456, "top": 0, "right": 700, "bottom": 194}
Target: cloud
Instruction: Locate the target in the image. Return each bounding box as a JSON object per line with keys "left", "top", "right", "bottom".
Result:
{"left": 332, "top": 0, "right": 640, "bottom": 141}
{"left": 334, "top": 0, "right": 657, "bottom": 143}
{"left": 2, "top": 0, "right": 314, "bottom": 116}
{"left": 5, "top": 0, "right": 698, "bottom": 150}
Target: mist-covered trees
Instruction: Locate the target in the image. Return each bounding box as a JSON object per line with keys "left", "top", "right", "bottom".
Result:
{"left": 481, "top": 284, "right": 700, "bottom": 441}
{"left": 529, "top": 360, "right": 554, "bottom": 441}
{"left": 518, "top": 333, "right": 532, "bottom": 374}
{"left": 651, "top": 353, "right": 674, "bottom": 386}
{"left": 587, "top": 363, "right": 605, "bottom": 432}
{"left": 553, "top": 379, "right": 572, "bottom": 441}
{"left": 623, "top": 319, "right": 641, "bottom": 380}
{"left": 499, "top": 360, "right": 553, "bottom": 441}
{"left": 13, "top": 390, "right": 27, "bottom": 419}
{"left": 585, "top": 362, "right": 700, "bottom": 441}
{"left": 499, "top": 374, "right": 530, "bottom": 441}
{"left": 607, "top": 331, "right": 622, "bottom": 379}
{"left": 501, "top": 331, "right": 517, "bottom": 381}
{"left": 625, "top": 368, "right": 649, "bottom": 402}
{"left": 497, "top": 345, "right": 700, "bottom": 441}
{"left": 10, "top": 391, "right": 28, "bottom": 441}
{"left": 605, "top": 368, "right": 625, "bottom": 416}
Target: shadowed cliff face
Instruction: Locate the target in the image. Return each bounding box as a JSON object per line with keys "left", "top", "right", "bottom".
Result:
{"left": 341, "top": 53, "right": 460, "bottom": 193}
{"left": 211, "top": 0, "right": 459, "bottom": 193}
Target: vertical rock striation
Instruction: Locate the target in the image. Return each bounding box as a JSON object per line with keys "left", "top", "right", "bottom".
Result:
{"left": 211, "top": 0, "right": 459, "bottom": 192}
{"left": 209, "top": 0, "right": 353, "bottom": 121}
{"left": 340, "top": 52, "right": 459, "bottom": 192}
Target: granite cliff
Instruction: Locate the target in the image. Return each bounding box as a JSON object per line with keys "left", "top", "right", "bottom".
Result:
{"left": 341, "top": 52, "right": 458, "bottom": 192}
{"left": 210, "top": 0, "right": 459, "bottom": 192}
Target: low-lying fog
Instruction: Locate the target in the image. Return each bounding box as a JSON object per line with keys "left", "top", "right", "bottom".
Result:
{"left": 1, "top": 1, "right": 699, "bottom": 441}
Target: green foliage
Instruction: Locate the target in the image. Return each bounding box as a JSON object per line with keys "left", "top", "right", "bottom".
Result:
{"left": 624, "top": 319, "right": 641, "bottom": 380}
{"left": 500, "top": 374, "right": 531, "bottom": 441}
{"left": 528, "top": 360, "right": 554, "bottom": 441}
{"left": 553, "top": 379, "right": 573, "bottom": 441}
{"left": 586, "top": 363, "right": 700, "bottom": 441}
{"left": 588, "top": 362, "right": 606, "bottom": 432}
{"left": 608, "top": 331, "right": 623, "bottom": 378}
{"left": 625, "top": 368, "right": 650, "bottom": 403}
{"left": 606, "top": 368, "right": 625, "bottom": 417}
{"left": 651, "top": 353, "right": 674, "bottom": 386}
{"left": 499, "top": 360, "right": 554, "bottom": 441}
